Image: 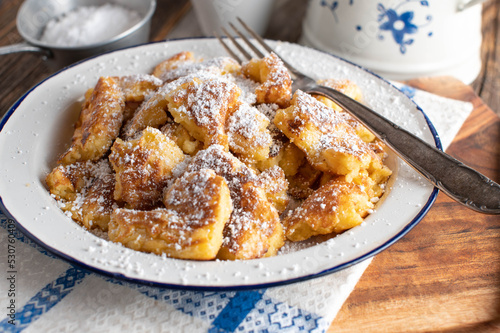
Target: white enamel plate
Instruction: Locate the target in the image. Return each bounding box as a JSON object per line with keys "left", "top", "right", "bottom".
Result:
{"left": 0, "top": 39, "right": 438, "bottom": 290}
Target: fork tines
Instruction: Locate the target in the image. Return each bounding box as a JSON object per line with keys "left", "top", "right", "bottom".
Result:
{"left": 217, "top": 17, "right": 277, "bottom": 61}
{"left": 216, "top": 18, "right": 299, "bottom": 80}
{"left": 216, "top": 25, "right": 264, "bottom": 63}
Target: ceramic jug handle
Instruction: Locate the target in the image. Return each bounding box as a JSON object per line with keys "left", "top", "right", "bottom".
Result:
{"left": 458, "top": 0, "right": 488, "bottom": 11}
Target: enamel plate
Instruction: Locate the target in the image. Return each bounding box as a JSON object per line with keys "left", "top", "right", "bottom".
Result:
{"left": 0, "top": 39, "right": 438, "bottom": 290}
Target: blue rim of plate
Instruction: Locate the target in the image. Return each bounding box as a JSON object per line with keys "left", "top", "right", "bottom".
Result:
{"left": 0, "top": 37, "right": 440, "bottom": 291}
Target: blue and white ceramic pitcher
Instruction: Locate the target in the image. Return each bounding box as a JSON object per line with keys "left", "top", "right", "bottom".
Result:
{"left": 300, "top": 0, "right": 485, "bottom": 83}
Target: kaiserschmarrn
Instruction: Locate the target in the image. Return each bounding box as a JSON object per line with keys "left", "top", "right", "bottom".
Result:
{"left": 46, "top": 51, "right": 392, "bottom": 261}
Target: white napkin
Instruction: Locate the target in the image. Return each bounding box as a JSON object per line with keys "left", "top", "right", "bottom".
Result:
{"left": 0, "top": 87, "right": 473, "bottom": 332}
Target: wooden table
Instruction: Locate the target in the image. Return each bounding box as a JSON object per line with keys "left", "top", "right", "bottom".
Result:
{"left": 0, "top": 1, "right": 499, "bottom": 332}
{"left": 333, "top": 77, "right": 500, "bottom": 333}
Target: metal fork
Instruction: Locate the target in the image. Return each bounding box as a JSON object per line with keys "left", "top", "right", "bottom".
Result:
{"left": 216, "top": 18, "right": 500, "bottom": 215}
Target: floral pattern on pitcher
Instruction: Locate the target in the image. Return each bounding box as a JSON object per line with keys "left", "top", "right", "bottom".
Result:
{"left": 376, "top": 1, "right": 433, "bottom": 54}
{"left": 319, "top": 0, "right": 433, "bottom": 55}
{"left": 320, "top": 0, "right": 354, "bottom": 23}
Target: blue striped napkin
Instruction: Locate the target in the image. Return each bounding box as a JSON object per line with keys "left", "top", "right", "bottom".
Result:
{"left": 0, "top": 86, "right": 472, "bottom": 333}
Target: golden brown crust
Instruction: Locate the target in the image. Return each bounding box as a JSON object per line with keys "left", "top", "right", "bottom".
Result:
{"left": 242, "top": 53, "right": 292, "bottom": 107}
{"left": 314, "top": 79, "right": 363, "bottom": 112}
{"left": 283, "top": 177, "right": 374, "bottom": 241}
{"left": 46, "top": 160, "right": 116, "bottom": 231}
{"left": 108, "top": 169, "right": 232, "bottom": 260}
{"left": 184, "top": 146, "right": 285, "bottom": 260}
{"left": 314, "top": 79, "right": 375, "bottom": 142}
{"left": 109, "top": 127, "right": 185, "bottom": 210}
{"left": 274, "top": 90, "right": 383, "bottom": 182}
{"left": 59, "top": 77, "right": 125, "bottom": 165}
{"left": 80, "top": 174, "right": 116, "bottom": 231}
{"left": 165, "top": 74, "right": 241, "bottom": 150}
{"left": 46, "top": 161, "right": 94, "bottom": 201}
{"left": 217, "top": 181, "right": 284, "bottom": 260}
{"left": 226, "top": 102, "right": 272, "bottom": 163}
{"left": 153, "top": 51, "right": 241, "bottom": 83}
{"left": 256, "top": 166, "right": 289, "bottom": 213}
{"left": 114, "top": 74, "right": 163, "bottom": 103}
{"left": 186, "top": 145, "right": 256, "bottom": 201}
{"left": 124, "top": 54, "right": 243, "bottom": 138}
{"left": 122, "top": 90, "right": 170, "bottom": 138}
{"left": 152, "top": 51, "right": 196, "bottom": 79}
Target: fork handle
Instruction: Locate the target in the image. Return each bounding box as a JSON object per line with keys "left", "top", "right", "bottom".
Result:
{"left": 309, "top": 85, "right": 500, "bottom": 215}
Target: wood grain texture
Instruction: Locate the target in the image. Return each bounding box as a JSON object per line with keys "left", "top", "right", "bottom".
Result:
{"left": 330, "top": 76, "right": 500, "bottom": 333}
{"left": 472, "top": 0, "right": 500, "bottom": 117}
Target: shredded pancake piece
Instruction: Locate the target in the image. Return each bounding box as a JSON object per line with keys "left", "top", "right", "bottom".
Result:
{"left": 46, "top": 159, "right": 116, "bottom": 231}
{"left": 157, "top": 55, "right": 241, "bottom": 83}
{"left": 185, "top": 145, "right": 284, "bottom": 259}
{"left": 314, "top": 79, "right": 375, "bottom": 142}
{"left": 274, "top": 90, "right": 389, "bottom": 182}
{"left": 108, "top": 169, "right": 232, "bottom": 260}
{"left": 217, "top": 181, "right": 284, "bottom": 260}
{"left": 284, "top": 177, "right": 374, "bottom": 241}
{"left": 114, "top": 74, "right": 163, "bottom": 102}
{"left": 226, "top": 102, "right": 272, "bottom": 163}
{"left": 152, "top": 51, "right": 197, "bottom": 80}
{"left": 164, "top": 73, "right": 241, "bottom": 149}
{"left": 109, "top": 127, "right": 185, "bottom": 210}
{"left": 59, "top": 76, "right": 125, "bottom": 164}
{"left": 242, "top": 52, "right": 292, "bottom": 107}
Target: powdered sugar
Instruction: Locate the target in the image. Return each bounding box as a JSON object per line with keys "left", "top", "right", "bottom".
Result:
{"left": 291, "top": 90, "right": 371, "bottom": 157}
{"left": 230, "top": 75, "right": 259, "bottom": 105}
{"left": 186, "top": 145, "right": 257, "bottom": 202}
{"left": 159, "top": 57, "right": 236, "bottom": 82}
{"left": 165, "top": 71, "right": 240, "bottom": 132}
{"left": 185, "top": 78, "right": 237, "bottom": 126}
{"left": 293, "top": 90, "right": 344, "bottom": 129}
{"left": 40, "top": 4, "right": 141, "bottom": 47}
{"left": 46, "top": 48, "right": 390, "bottom": 264}
{"left": 117, "top": 74, "right": 163, "bottom": 100}
{"left": 317, "top": 130, "right": 369, "bottom": 156}
{"left": 256, "top": 103, "right": 279, "bottom": 120}
{"left": 165, "top": 169, "right": 223, "bottom": 225}
{"left": 227, "top": 103, "right": 271, "bottom": 147}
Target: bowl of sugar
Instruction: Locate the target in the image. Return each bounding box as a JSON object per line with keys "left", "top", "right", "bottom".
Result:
{"left": 0, "top": 0, "right": 156, "bottom": 68}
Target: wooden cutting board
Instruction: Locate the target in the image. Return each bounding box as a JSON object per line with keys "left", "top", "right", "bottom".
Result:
{"left": 329, "top": 76, "right": 500, "bottom": 332}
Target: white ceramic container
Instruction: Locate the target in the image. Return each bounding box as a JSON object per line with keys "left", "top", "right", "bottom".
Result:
{"left": 191, "top": 0, "right": 275, "bottom": 36}
{"left": 300, "top": 0, "right": 485, "bottom": 83}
